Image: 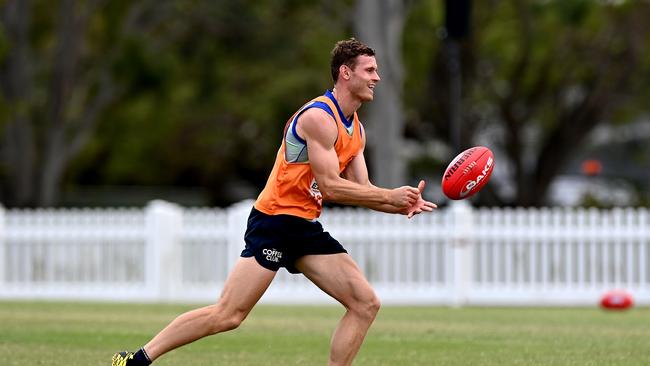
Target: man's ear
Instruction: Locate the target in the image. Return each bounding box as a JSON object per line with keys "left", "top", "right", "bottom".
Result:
{"left": 340, "top": 65, "right": 351, "bottom": 80}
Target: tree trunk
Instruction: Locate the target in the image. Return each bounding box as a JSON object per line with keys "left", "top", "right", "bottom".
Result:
{"left": 0, "top": 0, "right": 152, "bottom": 207}
{"left": 0, "top": 0, "right": 36, "bottom": 206}
{"left": 37, "top": 0, "right": 86, "bottom": 206}
{"left": 354, "top": 0, "right": 407, "bottom": 188}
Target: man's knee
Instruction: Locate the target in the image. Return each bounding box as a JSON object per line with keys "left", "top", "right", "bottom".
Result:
{"left": 221, "top": 311, "right": 246, "bottom": 332}
{"left": 207, "top": 305, "right": 247, "bottom": 334}
{"left": 349, "top": 292, "right": 381, "bottom": 321}
{"left": 366, "top": 294, "right": 381, "bottom": 318}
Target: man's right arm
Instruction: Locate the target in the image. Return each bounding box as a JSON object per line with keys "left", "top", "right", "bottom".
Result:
{"left": 297, "top": 109, "right": 420, "bottom": 210}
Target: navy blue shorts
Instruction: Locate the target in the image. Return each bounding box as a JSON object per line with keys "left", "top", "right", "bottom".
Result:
{"left": 241, "top": 207, "right": 347, "bottom": 273}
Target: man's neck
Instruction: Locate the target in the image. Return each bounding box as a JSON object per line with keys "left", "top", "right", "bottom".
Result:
{"left": 331, "top": 87, "right": 361, "bottom": 120}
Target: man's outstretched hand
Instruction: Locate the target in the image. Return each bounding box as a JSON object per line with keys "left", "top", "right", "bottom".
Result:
{"left": 405, "top": 180, "right": 437, "bottom": 219}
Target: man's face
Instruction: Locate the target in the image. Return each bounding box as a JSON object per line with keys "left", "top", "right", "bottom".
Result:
{"left": 347, "top": 55, "right": 380, "bottom": 102}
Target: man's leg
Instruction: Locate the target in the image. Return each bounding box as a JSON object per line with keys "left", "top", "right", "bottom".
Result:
{"left": 135, "top": 257, "right": 275, "bottom": 362}
{"left": 295, "top": 253, "right": 381, "bottom": 366}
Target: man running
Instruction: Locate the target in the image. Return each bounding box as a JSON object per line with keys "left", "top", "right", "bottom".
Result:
{"left": 112, "top": 38, "right": 436, "bottom": 366}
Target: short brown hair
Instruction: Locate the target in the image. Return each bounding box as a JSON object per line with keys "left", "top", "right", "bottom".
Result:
{"left": 330, "top": 38, "right": 375, "bottom": 83}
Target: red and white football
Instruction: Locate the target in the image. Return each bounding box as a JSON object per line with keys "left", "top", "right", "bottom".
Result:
{"left": 600, "top": 290, "right": 634, "bottom": 310}
{"left": 442, "top": 146, "right": 494, "bottom": 200}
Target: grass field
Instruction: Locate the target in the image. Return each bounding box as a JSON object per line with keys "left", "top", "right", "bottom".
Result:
{"left": 0, "top": 301, "right": 649, "bottom": 365}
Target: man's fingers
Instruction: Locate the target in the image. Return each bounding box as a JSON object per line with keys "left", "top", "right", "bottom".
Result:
{"left": 406, "top": 200, "right": 438, "bottom": 219}
{"left": 424, "top": 201, "right": 437, "bottom": 209}
{"left": 401, "top": 183, "right": 438, "bottom": 218}
{"left": 417, "top": 180, "right": 426, "bottom": 192}
{"left": 408, "top": 207, "right": 424, "bottom": 219}
{"left": 408, "top": 191, "right": 419, "bottom": 202}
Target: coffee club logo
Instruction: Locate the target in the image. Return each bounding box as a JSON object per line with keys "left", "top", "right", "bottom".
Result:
{"left": 262, "top": 248, "right": 283, "bottom": 263}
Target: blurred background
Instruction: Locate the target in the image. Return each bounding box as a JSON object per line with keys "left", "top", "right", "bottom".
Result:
{"left": 1, "top": 0, "right": 649, "bottom": 209}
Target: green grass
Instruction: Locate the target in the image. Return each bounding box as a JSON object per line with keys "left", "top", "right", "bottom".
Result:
{"left": 0, "top": 301, "right": 649, "bottom": 365}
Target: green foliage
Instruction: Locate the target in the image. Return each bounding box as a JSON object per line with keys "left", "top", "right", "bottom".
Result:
{"left": 68, "top": 0, "right": 352, "bottom": 205}
{"left": 402, "top": 0, "right": 440, "bottom": 110}
{"left": 3, "top": 0, "right": 650, "bottom": 207}
{"left": 402, "top": 0, "right": 650, "bottom": 206}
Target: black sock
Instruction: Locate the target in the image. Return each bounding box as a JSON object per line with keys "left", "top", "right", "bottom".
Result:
{"left": 132, "top": 348, "right": 152, "bottom": 365}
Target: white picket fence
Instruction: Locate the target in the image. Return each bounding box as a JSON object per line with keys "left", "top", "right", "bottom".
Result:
{"left": 0, "top": 200, "right": 649, "bottom": 306}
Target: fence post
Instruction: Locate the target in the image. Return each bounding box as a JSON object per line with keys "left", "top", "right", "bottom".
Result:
{"left": 226, "top": 200, "right": 254, "bottom": 273}
{"left": 0, "top": 205, "right": 5, "bottom": 290}
{"left": 449, "top": 200, "right": 474, "bottom": 307}
{"left": 145, "top": 200, "right": 183, "bottom": 302}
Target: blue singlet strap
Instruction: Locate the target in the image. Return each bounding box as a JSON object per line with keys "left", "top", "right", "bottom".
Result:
{"left": 290, "top": 101, "right": 335, "bottom": 144}
{"left": 324, "top": 90, "right": 353, "bottom": 128}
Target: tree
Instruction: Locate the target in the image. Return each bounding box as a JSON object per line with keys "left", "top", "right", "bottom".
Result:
{"left": 354, "top": 0, "right": 409, "bottom": 188}
{"left": 0, "top": 0, "right": 170, "bottom": 206}
{"left": 408, "top": 0, "right": 650, "bottom": 206}
{"left": 65, "top": 1, "right": 353, "bottom": 206}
